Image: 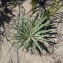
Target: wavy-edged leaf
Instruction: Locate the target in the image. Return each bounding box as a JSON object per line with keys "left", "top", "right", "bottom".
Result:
{"left": 34, "top": 30, "right": 51, "bottom": 35}
{"left": 22, "top": 38, "right": 30, "bottom": 50}
{"left": 32, "top": 13, "right": 39, "bottom": 24}
{"left": 31, "top": 44, "right": 36, "bottom": 54}
{"left": 34, "top": 36, "right": 48, "bottom": 42}
{"left": 31, "top": 16, "right": 47, "bottom": 35}
{"left": 32, "top": 38, "right": 42, "bottom": 53}
{"left": 35, "top": 16, "right": 47, "bottom": 28}
{"left": 32, "top": 21, "right": 50, "bottom": 35}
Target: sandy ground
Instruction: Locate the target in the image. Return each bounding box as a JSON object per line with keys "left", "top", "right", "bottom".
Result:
{"left": 0, "top": 0, "right": 63, "bottom": 63}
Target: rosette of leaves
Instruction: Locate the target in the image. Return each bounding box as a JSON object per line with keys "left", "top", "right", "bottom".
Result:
{"left": 14, "top": 13, "right": 51, "bottom": 54}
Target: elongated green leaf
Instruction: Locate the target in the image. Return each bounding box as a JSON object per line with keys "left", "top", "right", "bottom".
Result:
{"left": 32, "top": 38, "right": 42, "bottom": 52}
{"left": 31, "top": 0, "right": 38, "bottom": 12}
{"left": 31, "top": 47, "right": 35, "bottom": 54}
{"left": 34, "top": 34, "right": 49, "bottom": 38}
{"left": 32, "top": 21, "right": 50, "bottom": 35}
{"left": 17, "top": 43, "right": 23, "bottom": 49}
{"left": 31, "top": 16, "right": 47, "bottom": 35}
{"left": 33, "top": 13, "right": 39, "bottom": 24}
{"left": 36, "top": 16, "right": 47, "bottom": 28}
{"left": 22, "top": 38, "right": 30, "bottom": 50}
{"left": 34, "top": 30, "right": 51, "bottom": 35}
{"left": 34, "top": 36, "right": 48, "bottom": 42}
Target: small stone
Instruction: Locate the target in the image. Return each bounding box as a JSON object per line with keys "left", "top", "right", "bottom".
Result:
{"left": 54, "top": 38, "right": 57, "bottom": 43}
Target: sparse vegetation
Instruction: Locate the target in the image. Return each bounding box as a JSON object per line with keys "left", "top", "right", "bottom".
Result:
{"left": 43, "top": 0, "right": 63, "bottom": 19}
